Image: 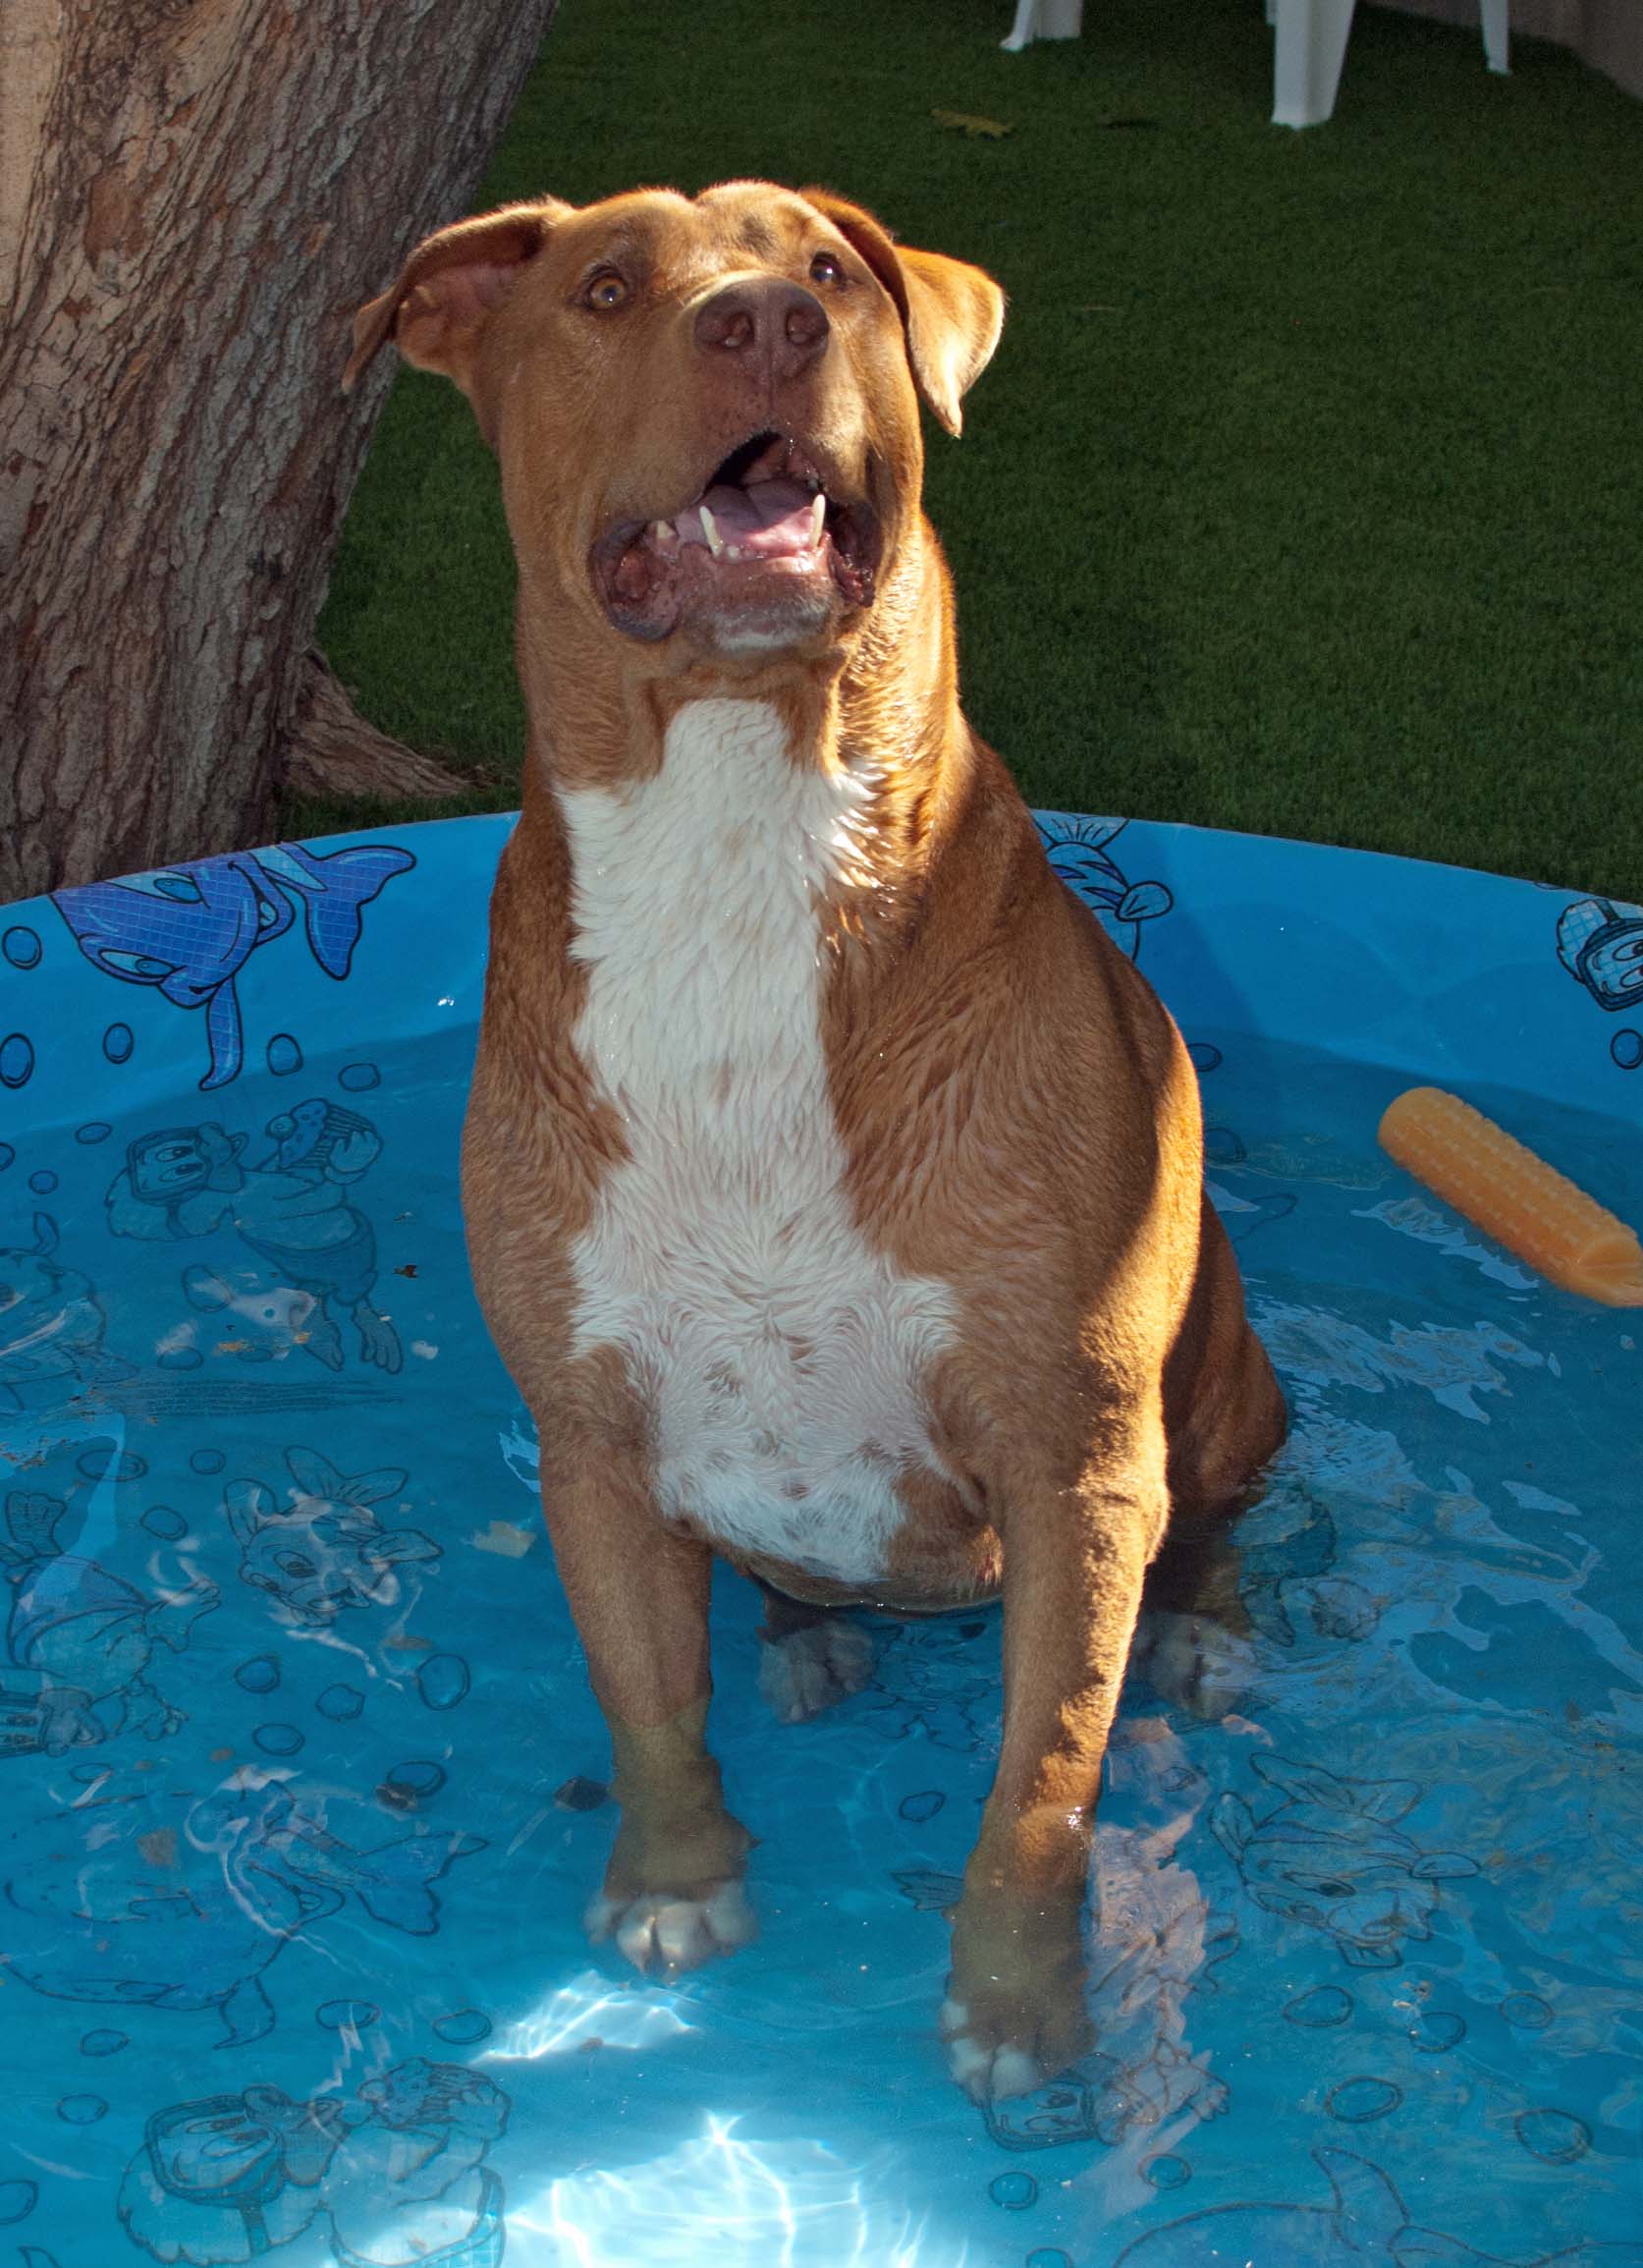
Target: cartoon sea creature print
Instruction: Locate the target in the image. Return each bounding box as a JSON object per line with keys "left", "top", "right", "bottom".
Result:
{"left": 321, "top": 2059, "right": 510, "bottom": 2268}
{"left": 856, "top": 1614, "right": 1001, "bottom": 1752}
{"left": 107, "top": 1102, "right": 402, "bottom": 1372}
{"left": 1035, "top": 814, "right": 1174, "bottom": 961}
{"left": 0, "top": 1212, "right": 134, "bottom": 1411}
{"left": 1558, "top": 897, "right": 1643, "bottom": 1016}
{"left": 1113, "top": 2144, "right": 1643, "bottom": 2266}
{"left": 1235, "top": 1470, "right": 1380, "bottom": 1648}
{"left": 117, "top": 2086, "right": 354, "bottom": 2263}
{"left": 0, "top": 1770, "right": 484, "bottom": 2044}
{"left": 893, "top": 1870, "right": 1233, "bottom": 2155}
{"left": 51, "top": 841, "right": 414, "bottom": 1091}
{"left": 0, "top": 1489, "right": 217, "bottom": 1755}
{"left": 118, "top": 2060, "right": 510, "bottom": 2267}
{"left": 224, "top": 1447, "right": 438, "bottom": 1626}
{"left": 1557, "top": 895, "right": 1643, "bottom": 1069}
{"left": 982, "top": 1903, "right": 1235, "bottom": 2153}
{"left": 1211, "top": 1754, "right": 1477, "bottom": 1968}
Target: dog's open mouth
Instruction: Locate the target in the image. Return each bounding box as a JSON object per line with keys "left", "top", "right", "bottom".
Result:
{"left": 592, "top": 431, "right": 881, "bottom": 643}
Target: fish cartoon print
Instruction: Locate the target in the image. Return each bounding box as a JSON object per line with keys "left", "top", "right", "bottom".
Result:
{"left": 224, "top": 1447, "right": 438, "bottom": 1626}
{"left": 981, "top": 1902, "right": 1236, "bottom": 2152}
{"left": 117, "top": 2060, "right": 510, "bottom": 2268}
{"left": 893, "top": 1872, "right": 1234, "bottom": 2153}
{"left": 0, "top": 1213, "right": 133, "bottom": 1411}
{"left": 0, "top": 1490, "right": 217, "bottom": 1755}
{"left": 1036, "top": 814, "right": 1174, "bottom": 962}
{"left": 52, "top": 842, "right": 413, "bottom": 1091}
{"left": 1113, "top": 2145, "right": 1643, "bottom": 2267}
{"left": 1212, "top": 1753, "right": 1477, "bottom": 1967}
{"left": 0, "top": 1771, "right": 484, "bottom": 2045}
{"left": 106, "top": 1102, "right": 403, "bottom": 1373}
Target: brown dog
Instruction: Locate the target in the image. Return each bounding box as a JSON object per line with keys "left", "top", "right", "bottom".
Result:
{"left": 346, "top": 180, "right": 1286, "bottom": 2104}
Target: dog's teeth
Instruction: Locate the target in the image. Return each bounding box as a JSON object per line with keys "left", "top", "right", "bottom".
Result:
{"left": 809, "top": 493, "right": 827, "bottom": 546}
{"left": 651, "top": 520, "right": 674, "bottom": 544}
{"left": 699, "top": 504, "right": 724, "bottom": 557}
{"left": 727, "top": 543, "right": 743, "bottom": 562}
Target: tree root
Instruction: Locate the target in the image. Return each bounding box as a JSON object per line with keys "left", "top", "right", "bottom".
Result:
{"left": 283, "top": 650, "right": 481, "bottom": 802}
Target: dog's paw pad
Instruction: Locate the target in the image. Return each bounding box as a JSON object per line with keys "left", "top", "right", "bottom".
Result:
{"left": 758, "top": 1616, "right": 876, "bottom": 1723}
{"left": 1133, "top": 1608, "right": 1256, "bottom": 1720}
{"left": 585, "top": 1880, "right": 757, "bottom": 1975}
{"left": 938, "top": 1998, "right": 1048, "bottom": 2103}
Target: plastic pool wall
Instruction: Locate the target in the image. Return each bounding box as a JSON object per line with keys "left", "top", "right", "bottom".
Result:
{"left": 0, "top": 810, "right": 1638, "bottom": 2268}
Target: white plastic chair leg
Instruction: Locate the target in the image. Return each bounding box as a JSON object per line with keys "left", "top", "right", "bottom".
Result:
{"left": 1480, "top": 0, "right": 1508, "bottom": 73}
{"left": 1272, "top": 0, "right": 1357, "bottom": 129}
{"left": 1001, "top": 0, "right": 1083, "bottom": 48}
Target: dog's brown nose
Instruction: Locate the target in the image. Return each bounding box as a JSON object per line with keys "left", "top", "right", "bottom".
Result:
{"left": 693, "top": 279, "right": 831, "bottom": 386}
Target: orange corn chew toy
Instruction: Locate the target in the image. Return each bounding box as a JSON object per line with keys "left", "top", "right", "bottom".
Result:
{"left": 1378, "top": 1086, "right": 1643, "bottom": 1307}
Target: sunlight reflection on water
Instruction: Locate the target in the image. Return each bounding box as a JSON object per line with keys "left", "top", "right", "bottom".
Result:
{"left": 519, "top": 2117, "right": 960, "bottom": 2268}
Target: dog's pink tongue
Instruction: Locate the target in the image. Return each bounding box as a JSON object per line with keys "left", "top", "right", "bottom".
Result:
{"left": 680, "top": 476, "right": 818, "bottom": 556}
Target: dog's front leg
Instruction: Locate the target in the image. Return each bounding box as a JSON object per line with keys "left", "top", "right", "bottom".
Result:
{"left": 545, "top": 1459, "right": 755, "bottom": 1976}
{"left": 942, "top": 1438, "right": 1160, "bottom": 2103}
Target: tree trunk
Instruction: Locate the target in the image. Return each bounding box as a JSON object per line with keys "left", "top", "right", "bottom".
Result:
{"left": 0, "top": 0, "right": 558, "bottom": 902}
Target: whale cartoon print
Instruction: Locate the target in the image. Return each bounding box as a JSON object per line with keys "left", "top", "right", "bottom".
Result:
{"left": 52, "top": 842, "right": 414, "bottom": 1091}
{"left": 1212, "top": 1753, "right": 1477, "bottom": 1967}
{"left": 1113, "top": 2147, "right": 1437, "bottom": 2266}
{"left": 1113, "top": 2145, "right": 1643, "bottom": 2266}
{"left": 225, "top": 1447, "right": 438, "bottom": 1626}
{"left": 0, "top": 1490, "right": 218, "bottom": 1755}
{"left": 0, "top": 1771, "right": 484, "bottom": 2045}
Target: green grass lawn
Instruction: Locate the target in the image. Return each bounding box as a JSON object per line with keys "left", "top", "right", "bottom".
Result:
{"left": 299, "top": 0, "right": 1643, "bottom": 903}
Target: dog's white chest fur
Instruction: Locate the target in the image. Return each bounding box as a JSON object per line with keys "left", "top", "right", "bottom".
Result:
{"left": 559, "top": 698, "right": 958, "bottom": 1584}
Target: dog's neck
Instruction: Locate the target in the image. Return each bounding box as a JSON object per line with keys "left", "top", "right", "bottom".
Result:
{"left": 514, "top": 514, "right": 969, "bottom": 924}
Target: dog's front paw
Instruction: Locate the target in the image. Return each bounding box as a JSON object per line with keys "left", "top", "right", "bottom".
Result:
{"left": 758, "top": 1616, "right": 876, "bottom": 1723}
{"left": 1131, "top": 1608, "right": 1257, "bottom": 1720}
{"left": 938, "top": 1980, "right": 1092, "bottom": 2105}
{"left": 941, "top": 1896, "right": 1092, "bottom": 2104}
{"left": 585, "top": 1879, "right": 757, "bottom": 1976}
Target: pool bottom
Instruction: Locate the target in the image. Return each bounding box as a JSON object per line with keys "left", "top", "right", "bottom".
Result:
{"left": 0, "top": 1021, "right": 1638, "bottom": 2268}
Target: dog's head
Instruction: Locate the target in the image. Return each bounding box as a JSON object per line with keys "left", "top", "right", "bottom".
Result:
{"left": 346, "top": 182, "right": 1003, "bottom": 665}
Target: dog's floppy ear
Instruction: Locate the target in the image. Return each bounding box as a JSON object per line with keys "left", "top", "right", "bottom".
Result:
{"left": 799, "top": 190, "right": 1005, "bottom": 437}
{"left": 343, "top": 198, "right": 573, "bottom": 404}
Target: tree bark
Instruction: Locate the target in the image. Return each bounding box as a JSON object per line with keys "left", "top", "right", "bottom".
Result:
{"left": 0, "top": 0, "right": 557, "bottom": 902}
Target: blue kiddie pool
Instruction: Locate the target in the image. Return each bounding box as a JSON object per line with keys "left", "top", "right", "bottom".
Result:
{"left": 0, "top": 812, "right": 1638, "bottom": 2267}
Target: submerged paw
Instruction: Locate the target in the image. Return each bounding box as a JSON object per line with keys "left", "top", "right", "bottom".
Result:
{"left": 758, "top": 1616, "right": 876, "bottom": 1723}
{"left": 1131, "top": 1608, "right": 1257, "bottom": 1720}
{"left": 585, "top": 1880, "right": 757, "bottom": 1975}
{"left": 939, "top": 1995, "right": 1069, "bottom": 2105}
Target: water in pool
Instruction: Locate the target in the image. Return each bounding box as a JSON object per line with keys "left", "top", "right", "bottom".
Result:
{"left": 1, "top": 951, "right": 1639, "bottom": 2265}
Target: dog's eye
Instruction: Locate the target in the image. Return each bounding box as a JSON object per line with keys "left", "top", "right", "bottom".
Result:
{"left": 583, "top": 269, "right": 630, "bottom": 311}
{"left": 809, "top": 250, "right": 845, "bottom": 288}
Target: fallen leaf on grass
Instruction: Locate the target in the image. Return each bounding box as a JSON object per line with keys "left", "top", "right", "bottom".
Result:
{"left": 932, "top": 108, "right": 1013, "bottom": 138}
